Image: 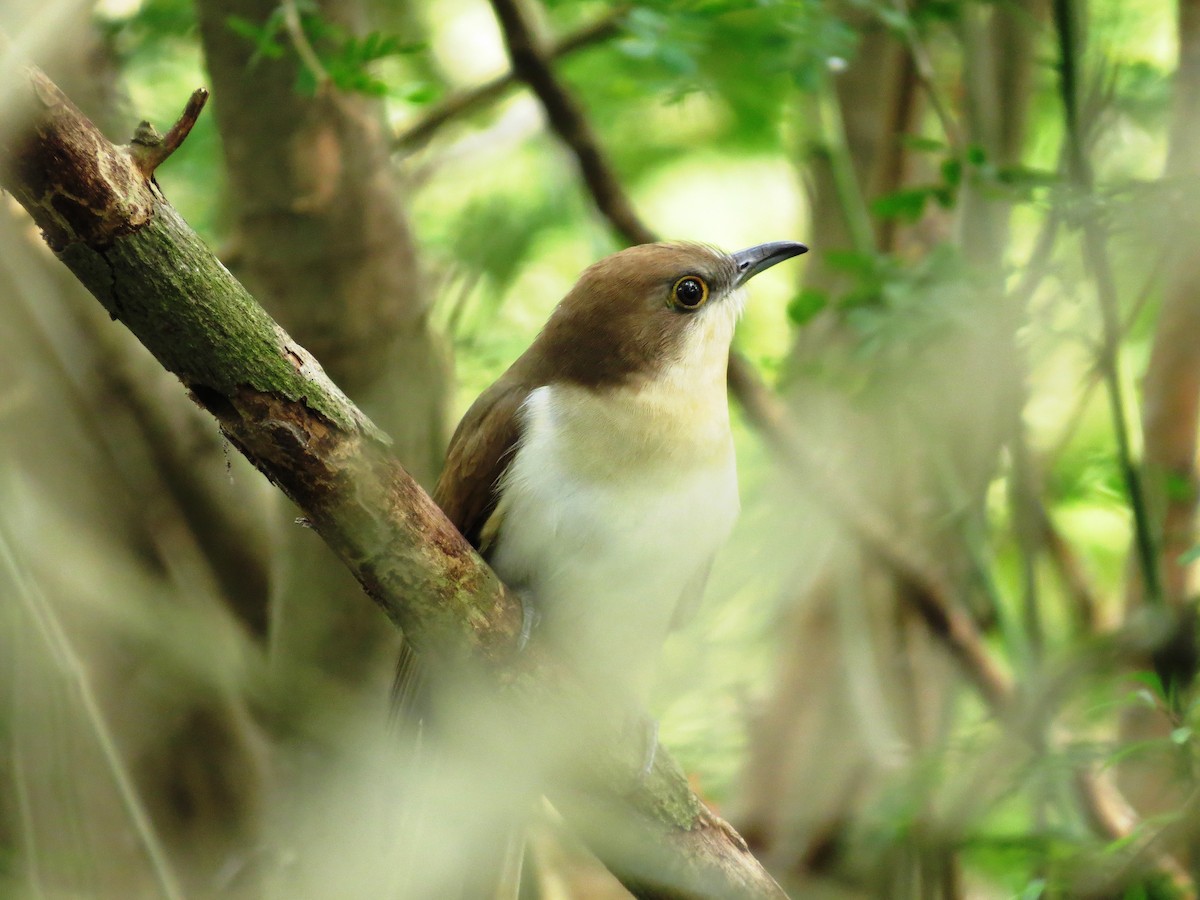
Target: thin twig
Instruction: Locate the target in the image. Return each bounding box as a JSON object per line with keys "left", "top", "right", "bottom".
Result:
{"left": 394, "top": 8, "right": 626, "bottom": 154}
{"left": 128, "top": 88, "right": 209, "bottom": 178}
{"left": 1044, "top": 249, "right": 1166, "bottom": 463}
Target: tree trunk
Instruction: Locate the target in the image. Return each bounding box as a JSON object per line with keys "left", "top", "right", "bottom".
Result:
{"left": 194, "top": 0, "right": 450, "bottom": 691}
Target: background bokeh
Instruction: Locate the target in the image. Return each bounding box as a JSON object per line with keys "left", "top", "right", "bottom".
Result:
{"left": 2, "top": 0, "right": 1199, "bottom": 896}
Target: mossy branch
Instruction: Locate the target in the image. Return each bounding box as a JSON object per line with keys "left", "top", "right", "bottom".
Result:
{"left": 0, "top": 63, "right": 785, "bottom": 899}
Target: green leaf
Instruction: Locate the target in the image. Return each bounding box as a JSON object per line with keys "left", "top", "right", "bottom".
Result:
{"left": 940, "top": 158, "right": 962, "bottom": 187}
{"left": 1165, "top": 471, "right": 1195, "bottom": 502}
{"left": 401, "top": 83, "right": 440, "bottom": 104}
{"left": 787, "top": 288, "right": 828, "bottom": 326}
{"left": 872, "top": 187, "right": 932, "bottom": 222}
{"left": 823, "top": 249, "right": 879, "bottom": 276}
{"left": 902, "top": 135, "right": 947, "bottom": 153}
{"left": 226, "top": 12, "right": 286, "bottom": 62}
{"left": 932, "top": 185, "right": 956, "bottom": 209}
{"left": 1128, "top": 670, "right": 1166, "bottom": 701}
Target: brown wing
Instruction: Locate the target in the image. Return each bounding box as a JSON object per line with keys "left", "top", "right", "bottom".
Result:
{"left": 395, "top": 377, "right": 531, "bottom": 719}
{"left": 433, "top": 377, "right": 531, "bottom": 552}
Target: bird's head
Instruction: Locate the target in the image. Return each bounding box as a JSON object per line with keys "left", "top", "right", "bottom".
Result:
{"left": 532, "top": 240, "right": 808, "bottom": 389}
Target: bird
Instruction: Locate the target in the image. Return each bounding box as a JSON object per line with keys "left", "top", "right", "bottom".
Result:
{"left": 431, "top": 239, "right": 808, "bottom": 706}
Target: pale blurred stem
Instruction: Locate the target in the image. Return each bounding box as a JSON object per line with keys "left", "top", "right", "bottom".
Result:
{"left": 888, "top": 0, "right": 965, "bottom": 157}
{"left": 816, "top": 76, "right": 876, "bottom": 256}
{"left": 0, "top": 527, "right": 185, "bottom": 900}
{"left": 8, "top": 620, "right": 40, "bottom": 893}
{"left": 1045, "top": 254, "right": 1164, "bottom": 463}
{"left": 1052, "top": 0, "right": 1164, "bottom": 613}
{"left": 281, "top": 0, "right": 329, "bottom": 87}
{"left": 872, "top": 49, "right": 918, "bottom": 253}
{"left": 728, "top": 363, "right": 1010, "bottom": 708}
{"left": 0, "top": 66, "right": 784, "bottom": 899}
{"left": 393, "top": 8, "right": 627, "bottom": 153}
{"left": 1138, "top": 0, "right": 1200, "bottom": 614}
{"left": 1011, "top": 407, "right": 1045, "bottom": 655}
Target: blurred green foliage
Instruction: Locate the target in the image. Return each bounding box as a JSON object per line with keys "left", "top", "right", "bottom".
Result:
{"left": 7, "top": 0, "right": 1200, "bottom": 894}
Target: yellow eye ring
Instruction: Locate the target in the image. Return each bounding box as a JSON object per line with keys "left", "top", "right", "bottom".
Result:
{"left": 671, "top": 275, "right": 709, "bottom": 310}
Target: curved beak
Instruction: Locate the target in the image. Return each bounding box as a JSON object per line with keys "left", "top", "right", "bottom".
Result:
{"left": 731, "top": 240, "right": 808, "bottom": 288}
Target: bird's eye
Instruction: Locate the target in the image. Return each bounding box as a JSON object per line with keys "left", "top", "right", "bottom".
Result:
{"left": 671, "top": 275, "right": 709, "bottom": 310}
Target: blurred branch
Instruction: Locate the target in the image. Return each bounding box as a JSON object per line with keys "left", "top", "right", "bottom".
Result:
{"left": 872, "top": 50, "right": 919, "bottom": 254}
{"left": 1052, "top": 0, "right": 1165, "bottom": 616}
{"left": 394, "top": 7, "right": 626, "bottom": 154}
{"left": 1040, "top": 500, "right": 1100, "bottom": 632}
{"left": 728, "top": 359, "right": 1010, "bottom": 708}
{"left": 816, "top": 75, "right": 877, "bottom": 257}
{"left": 0, "top": 525, "right": 185, "bottom": 900}
{"left": 486, "top": 0, "right": 655, "bottom": 245}
{"left": 0, "top": 63, "right": 785, "bottom": 900}
{"left": 728, "top": 361, "right": 1195, "bottom": 893}
{"left": 884, "top": 0, "right": 964, "bottom": 156}
{"left": 1138, "top": 0, "right": 1200, "bottom": 613}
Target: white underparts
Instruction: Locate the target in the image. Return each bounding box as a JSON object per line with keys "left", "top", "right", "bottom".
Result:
{"left": 486, "top": 300, "right": 742, "bottom": 700}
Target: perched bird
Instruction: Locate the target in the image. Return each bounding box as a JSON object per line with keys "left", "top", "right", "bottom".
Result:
{"left": 432, "top": 239, "right": 807, "bottom": 704}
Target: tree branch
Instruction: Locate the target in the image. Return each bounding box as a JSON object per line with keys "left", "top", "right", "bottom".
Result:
{"left": 394, "top": 7, "right": 626, "bottom": 154}
{"left": 0, "top": 64, "right": 785, "bottom": 899}
{"left": 1052, "top": 0, "right": 1165, "bottom": 618}
{"left": 486, "top": 0, "right": 656, "bottom": 245}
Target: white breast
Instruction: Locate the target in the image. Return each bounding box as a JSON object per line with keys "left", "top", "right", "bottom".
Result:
{"left": 487, "top": 349, "right": 740, "bottom": 700}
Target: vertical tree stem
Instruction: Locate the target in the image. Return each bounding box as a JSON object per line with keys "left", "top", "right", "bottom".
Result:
{"left": 817, "top": 76, "right": 877, "bottom": 257}
{"left": 1051, "top": 0, "right": 1164, "bottom": 612}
